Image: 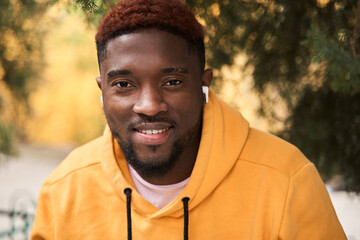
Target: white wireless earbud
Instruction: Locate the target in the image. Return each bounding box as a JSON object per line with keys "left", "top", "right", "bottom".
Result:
{"left": 202, "top": 86, "right": 209, "bottom": 104}
{"left": 100, "top": 96, "right": 103, "bottom": 104}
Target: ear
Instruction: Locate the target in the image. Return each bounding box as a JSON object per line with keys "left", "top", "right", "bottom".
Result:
{"left": 96, "top": 77, "right": 102, "bottom": 90}
{"left": 202, "top": 68, "right": 213, "bottom": 87}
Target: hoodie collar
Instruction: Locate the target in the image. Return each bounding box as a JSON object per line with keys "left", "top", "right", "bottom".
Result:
{"left": 100, "top": 89, "right": 249, "bottom": 218}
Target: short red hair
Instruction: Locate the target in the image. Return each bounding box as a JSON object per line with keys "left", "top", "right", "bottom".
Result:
{"left": 95, "top": 0, "right": 205, "bottom": 70}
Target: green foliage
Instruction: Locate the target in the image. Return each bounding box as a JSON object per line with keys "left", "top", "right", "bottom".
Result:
{"left": 71, "top": 0, "right": 117, "bottom": 25}
{"left": 73, "top": 0, "right": 98, "bottom": 14}
{"left": 303, "top": 26, "right": 360, "bottom": 95}
{"left": 0, "top": 121, "right": 16, "bottom": 160}
{"left": 0, "top": 0, "right": 49, "bottom": 100}
{"left": 0, "top": 0, "right": 53, "bottom": 158}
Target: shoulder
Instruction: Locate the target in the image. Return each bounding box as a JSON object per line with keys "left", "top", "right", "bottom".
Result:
{"left": 45, "top": 136, "right": 105, "bottom": 185}
{"left": 239, "top": 128, "right": 310, "bottom": 178}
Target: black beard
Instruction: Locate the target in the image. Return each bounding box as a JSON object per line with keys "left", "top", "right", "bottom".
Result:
{"left": 109, "top": 109, "right": 203, "bottom": 179}
{"left": 118, "top": 139, "right": 184, "bottom": 179}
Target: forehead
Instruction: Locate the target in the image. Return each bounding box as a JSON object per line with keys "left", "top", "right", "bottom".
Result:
{"left": 100, "top": 29, "right": 200, "bottom": 75}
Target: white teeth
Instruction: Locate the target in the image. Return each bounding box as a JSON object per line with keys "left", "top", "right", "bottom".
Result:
{"left": 139, "top": 129, "right": 168, "bottom": 134}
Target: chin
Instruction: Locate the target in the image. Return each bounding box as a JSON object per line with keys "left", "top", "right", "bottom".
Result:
{"left": 119, "top": 139, "right": 184, "bottom": 178}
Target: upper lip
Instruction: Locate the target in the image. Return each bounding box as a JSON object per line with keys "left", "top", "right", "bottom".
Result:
{"left": 133, "top": 122, "right": 173, "bottom": 131}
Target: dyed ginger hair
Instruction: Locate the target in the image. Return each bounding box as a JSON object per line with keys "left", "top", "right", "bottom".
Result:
{"left": 95, "top": 0, "right": 205, "bottom": 70}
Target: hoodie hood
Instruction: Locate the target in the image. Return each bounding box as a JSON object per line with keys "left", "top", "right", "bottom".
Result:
{"left": 100, "top": 89, "right": 249, "bottom": 218}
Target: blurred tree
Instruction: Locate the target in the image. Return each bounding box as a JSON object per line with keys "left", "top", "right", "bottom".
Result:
{"left": 69, "top": 0, "right": 117, "bottom": 25}
{"left": 25, "top": 13, "right": 105, "bottom": 145}
{"left": 0, "top": 0, "right": 52, "bottom": 161}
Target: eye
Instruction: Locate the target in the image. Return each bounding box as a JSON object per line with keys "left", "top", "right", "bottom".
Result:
{"left": 164, "top": 80, "right": 182, "bottom": 86}
{"left": 114, "top": 81, "right": 134, "bottom": 88}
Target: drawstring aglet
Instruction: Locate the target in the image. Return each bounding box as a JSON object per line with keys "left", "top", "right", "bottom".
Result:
{"left": 182, "top": 197, "right": 190, "bottom": 240}
{"left": 124, "top": 188, "right": 132, "bottom": 240}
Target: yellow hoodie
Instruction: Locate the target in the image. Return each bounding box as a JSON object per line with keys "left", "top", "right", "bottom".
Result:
{"left": 31, "top": 90, "right": 346, "bottom": 239}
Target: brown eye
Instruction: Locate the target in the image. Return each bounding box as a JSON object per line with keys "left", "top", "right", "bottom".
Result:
{"left": 165, "top": 80, "right": 182, "bottom": 86}
{"left": 115, "top": 82, "right": 132, "bottom": 88}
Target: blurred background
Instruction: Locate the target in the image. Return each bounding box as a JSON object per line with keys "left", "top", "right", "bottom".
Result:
{"left": 0, "top": 0, "right": 359, "bottom": 239}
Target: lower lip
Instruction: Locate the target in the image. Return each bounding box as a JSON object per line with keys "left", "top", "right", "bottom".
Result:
{"left": 134, "top": 129, "right": 172, "bottom": 145}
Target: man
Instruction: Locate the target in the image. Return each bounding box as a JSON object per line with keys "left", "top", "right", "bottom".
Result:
{"left": 31, "top": 0, "right": 346, "bottom": 239}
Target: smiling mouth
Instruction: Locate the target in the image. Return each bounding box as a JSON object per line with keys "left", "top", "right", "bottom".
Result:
{"left": 136, "top": 128, "right": 171, "bottom": 135}
{"left": 133, "top": 126, "right": 173, "bottom": 145}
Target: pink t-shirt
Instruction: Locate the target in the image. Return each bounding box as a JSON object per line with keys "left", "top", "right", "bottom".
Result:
{"left": 128, "top": 164, "right": 189, "bottom": 209}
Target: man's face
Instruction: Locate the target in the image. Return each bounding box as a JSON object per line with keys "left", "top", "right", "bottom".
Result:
{"left": 98, "top": 29, "right": 211, "bottom": 178}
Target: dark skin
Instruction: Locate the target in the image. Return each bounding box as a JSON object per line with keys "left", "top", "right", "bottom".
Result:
{"left": 97, "top": 29, "right": 212, "bottom": 185}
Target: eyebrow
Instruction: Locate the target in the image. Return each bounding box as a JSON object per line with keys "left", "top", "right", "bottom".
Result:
{"left": 161, "top": 67, "right": 189, "bottom": 74}
{"left": 107, "top": 69, "right": 132, "bottom": 78}
{"left": 106, "top": 67, "right": 189, "bottom": 78}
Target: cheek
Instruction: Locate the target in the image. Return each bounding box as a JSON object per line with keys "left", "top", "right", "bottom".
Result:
{"left": 103, "top": 99, "right": 132, "bottom": 127}
{"left": 167, "top": 92, "right": 203, "bottom": 124}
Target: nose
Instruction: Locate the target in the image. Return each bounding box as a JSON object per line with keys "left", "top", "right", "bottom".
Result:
{"left": 133, "top": 87, "right": 168, "bottom": 116}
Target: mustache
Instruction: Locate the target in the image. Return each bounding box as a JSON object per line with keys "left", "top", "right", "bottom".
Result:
{"left": 127, "top": 116, "right": 178, "bottom": 130}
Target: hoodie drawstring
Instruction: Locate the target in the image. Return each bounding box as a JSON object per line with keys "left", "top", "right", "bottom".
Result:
{"left": 123, "top": 189, "right": 190, "bottom": 240}
{"left": 182, "top": 197, "right": 190, "bottom": 240}
{"left": 124, "top": 188, "right": 132, "bottom": 240}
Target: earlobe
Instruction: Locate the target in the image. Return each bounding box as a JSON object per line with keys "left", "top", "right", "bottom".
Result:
{"left": 202, "top": 68, "right": 213, "bottom": 87}
{"left": 96, "top": 77, "right": 102, "bottom": 90}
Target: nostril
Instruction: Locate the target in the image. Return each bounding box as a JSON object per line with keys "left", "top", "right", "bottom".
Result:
{"left": 133, "top": 98, "right": 168, "bottom": 116}
{"left": 132, "top": 88, "right": 168, "bottom": 116}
